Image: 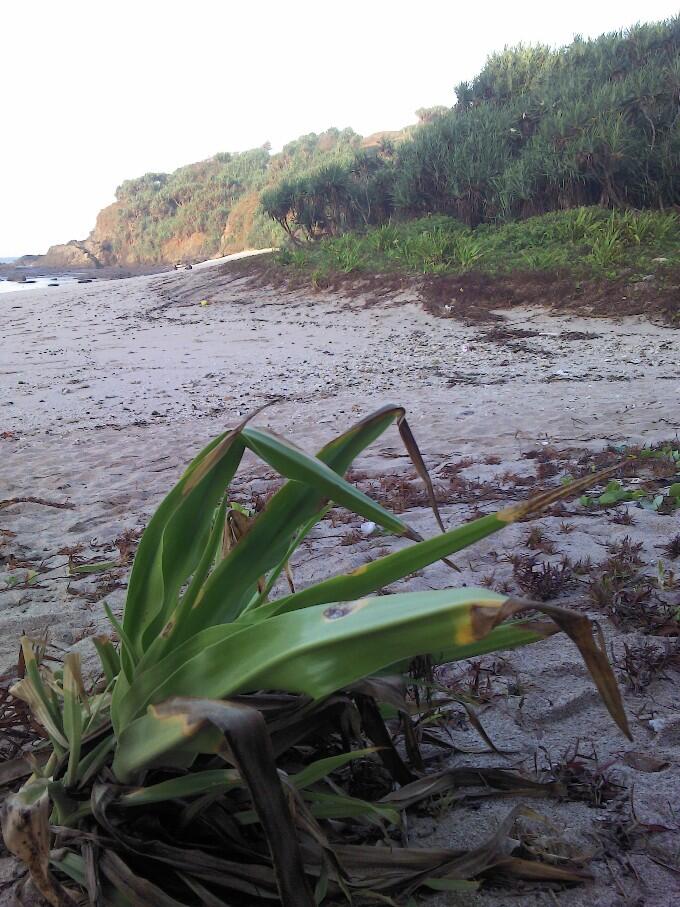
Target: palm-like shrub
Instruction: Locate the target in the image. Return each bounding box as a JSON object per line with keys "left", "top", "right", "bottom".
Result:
{"left": 2, "top": 407, "right": 630, "bottom": 906}
{"left": 261, "top": 150, "right": 397, "bottom": 242}
{"left": 266, "top": 17, "right": 680, "bottom": 240}
{"left": 394, "top": 17, "right": 680, "bottom": 225}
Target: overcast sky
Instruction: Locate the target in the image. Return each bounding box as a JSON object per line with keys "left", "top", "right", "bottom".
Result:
{"left": 1, "top": 0, "right": 678, "bottom": 256}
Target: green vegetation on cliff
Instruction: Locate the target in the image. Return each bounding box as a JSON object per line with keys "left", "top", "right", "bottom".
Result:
{"left": 263, "top": 16, "right": 680, "bottom": 239}
{"left": 103, "top": 128, "right": 370, "bottom": 264}
{"left": 55, "top": 15, "right": 680, "bottom": 269}
{"left": 113, "top": 147, "right": 274, "bottom": 259}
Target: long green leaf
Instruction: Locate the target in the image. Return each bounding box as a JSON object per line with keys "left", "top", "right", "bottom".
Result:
{"left": 119, "top": 769, "right": 240, "bottom": 807}
{"left": 115, "top": 583, "right": 628, "bottom": 778}
{"left": 253, "top": 463, "right": 626, "bottom": 621}
{"left": 113, "top": 622, "right": 246, "bottom": 734}
{"left": 240, "top": 426, "right": 417, "bottom": 539}
{"left": 77, "top": 734, "right": 116, "bottom": 788}
{"left": 131, "top": 498, "right": 233, "bottom": 678}
{"left": 252, "top": 512, "right": 511, "bottom": 621}
{"left": 122, "top": 419, "right": 249, "bottom": 667}
{"left": 116, "top": 749, "right": 377, "bottom": 809}
{"left": 114, "top": 589, "right": 537, "bottom": 770}
{"left": 236, "top": 790, "right": 399, "bottom": 826}
{"left": 290, "top": 747, "right": 379, "bottom": 789}
{"left": 161, "top": 407, "right": 411, "bottom": 645}
{"left": 117, "top": 587, "right": 514, "bottom": 731}
{"left": 120, "top": 431, "right": 224, "bottom": 655}
{"left": 62, "top": 655, "right": 84, "bottom": 788}
{"left": 93, "top": 636, "right": 120, "bottom": 686}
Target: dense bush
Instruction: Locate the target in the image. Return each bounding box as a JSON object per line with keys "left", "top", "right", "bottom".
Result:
{"left": 265, "top": 17, "right": 680, "bottom": 238}
{"left": 107, "top": 130, "right": 365, "bottom": 262}
{"left": 98, "top": 16, "right": 680, "bottom": 262}
{"left": 261, "top": 147, "right": 396, "bottom": 241}
{"left": 395, "top": 17, "right": 680, "bottom": 223}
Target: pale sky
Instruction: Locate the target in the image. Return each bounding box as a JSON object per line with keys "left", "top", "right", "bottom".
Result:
{"left": 1, "top": 0, "right": 678, "bottom": 255}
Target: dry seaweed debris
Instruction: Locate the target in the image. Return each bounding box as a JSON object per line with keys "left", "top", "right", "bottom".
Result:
{"left": 539, "top": 743, "right": 624, "bottom": 807}
{"left": 611, "top": 639, "right": 680, "bottom": 693}
{"left": 661, "top": 533, "right": 680, "bottom": 560}
{"left": 512, "top": 555, "right": 573, "bottom": 601}
{"left": 588, "top": 537, "right": 679, "bottom": 634}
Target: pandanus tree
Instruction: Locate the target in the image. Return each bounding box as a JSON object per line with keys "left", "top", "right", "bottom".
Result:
{"left": 276, "top": 15, "right": 680, "bottom": 238}
{"left": 2, "top": 406, "right": 631, "bottom": 906}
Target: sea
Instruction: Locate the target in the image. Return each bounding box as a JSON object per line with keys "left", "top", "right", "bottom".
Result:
{"left": 0, "top": 259, "right": 85, "bottom": 294}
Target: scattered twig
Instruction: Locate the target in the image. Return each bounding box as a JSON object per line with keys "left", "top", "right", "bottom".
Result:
{"left": 0, "top": 497, "right": 74, "bottom": 511}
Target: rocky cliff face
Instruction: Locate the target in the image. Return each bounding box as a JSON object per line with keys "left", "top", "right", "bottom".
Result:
{"left": 25, "top": 201, "right": 215, "bottom": 269}
{"left": 218, "top": 192, "right": 260, "bottom": 256}
{"left": 20, "top": 204, "right": 122, "bottom": 269}
{"left": 24, "top": 206, "right": 129, "bottom": 268}
{"left": 85, "top": 203, "right": 122, "bottom": 265}
{"left": 38, "top": 240, "right": 103, "bottom": 268}
{"left": 161, "top": 232, "right": 211, "bottom": 263}
{"left": 19, "top": 126, "right": 412, "bottom": 269}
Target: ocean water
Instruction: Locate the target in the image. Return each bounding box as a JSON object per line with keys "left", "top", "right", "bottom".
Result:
{"left": 0, "top": 274, "right": 85, "bottom": 294}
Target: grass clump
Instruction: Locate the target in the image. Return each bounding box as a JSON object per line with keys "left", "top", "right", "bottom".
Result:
{"left": 1, "top": 407, "right": 631, "bottom": 906}
{"left": 275, "top": 208, "right": 680, "bottom": 282}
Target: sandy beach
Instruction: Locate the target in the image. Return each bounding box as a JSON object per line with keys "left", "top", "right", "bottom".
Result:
{"left": 1, "top": 262, "right": 680, "bottom": 905}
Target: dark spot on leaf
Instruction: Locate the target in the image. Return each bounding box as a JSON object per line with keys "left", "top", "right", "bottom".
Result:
{"left": 323, "top": 605, "right": 353, "bottom": 620}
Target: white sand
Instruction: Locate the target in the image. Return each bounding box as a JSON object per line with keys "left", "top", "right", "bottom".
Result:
{"left": 1, "top": 267, "right": 679, "bottom": 904}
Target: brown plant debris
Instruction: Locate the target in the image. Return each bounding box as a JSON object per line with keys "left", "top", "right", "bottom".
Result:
{"left": 0, "top": 497, "right": 75, "bottom": 511}
{"left": 512, "top": 555, "right": 572, "bottom": 600}
{"left": 661, "top": 534, "right": 680, "bottom": 560}
{"left": 611, "top": 639, "right": 680, "bottom": 693}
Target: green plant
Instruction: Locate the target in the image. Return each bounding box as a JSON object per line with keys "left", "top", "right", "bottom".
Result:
{"left": 2, "top": 407, "right": 630, "bottom": 906}
{"left": 274, "top": 206, "right": 680, "bottom": 285}
{"left": 586, "top": 219, "right": 625, "bottom": 271}
{"left": 580, "top": 479, "right": 646, "bottom": 506}
{"left": 580, "top": 478, "right": 680, "bottom": 512}
{"left": 327, "top": 233, "right": 365, "bottom": 272}
{"left": 453, "top": 234, "right": 485, "bottom": 270}
{"left": 275, "top": 246, "right": 308, "bottom": 269}
{"left": 640, "top": 445, "right": 680, "bottom": 465}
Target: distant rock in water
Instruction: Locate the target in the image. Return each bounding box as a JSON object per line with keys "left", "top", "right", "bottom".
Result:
{"left": 15, "top": 231, "right": 117, "bottom": 270}
{"left": 40, "top": 240, "right": 102, "bottom": 269}
{"left": 12, "top": 254, "right": 40, "bottom": 267}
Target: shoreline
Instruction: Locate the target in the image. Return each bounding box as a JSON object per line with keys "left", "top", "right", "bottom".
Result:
{"left": 0, "top": 246, "right": 277, "bottom": 283}
{"left": 0, "top": 262, "right": 172, "bottom": 283}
